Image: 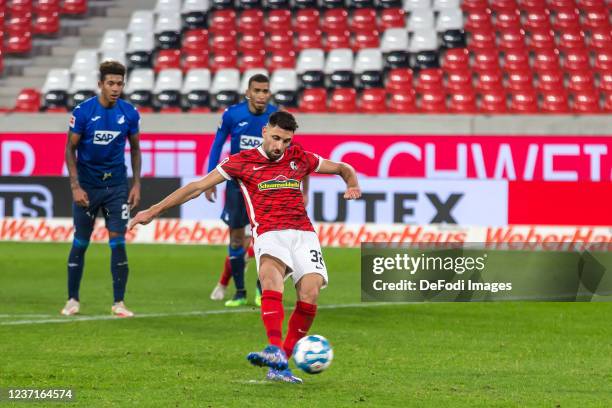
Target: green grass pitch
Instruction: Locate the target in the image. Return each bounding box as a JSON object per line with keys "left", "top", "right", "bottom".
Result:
{"left": 1, "top": 242, "right": 611, "bottom": 407}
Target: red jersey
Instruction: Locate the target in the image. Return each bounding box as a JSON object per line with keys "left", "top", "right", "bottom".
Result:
{"left": 217, "top": 144, "right": 322, "bottom": 237}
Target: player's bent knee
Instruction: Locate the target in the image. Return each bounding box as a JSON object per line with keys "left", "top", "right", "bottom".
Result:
{"left": 109, "top": 235, "right": 126, "bottom": 248}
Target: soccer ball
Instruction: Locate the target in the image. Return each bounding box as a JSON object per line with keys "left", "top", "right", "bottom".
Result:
{"left": 293, "top": 335, "right": 333, "bottom": 374}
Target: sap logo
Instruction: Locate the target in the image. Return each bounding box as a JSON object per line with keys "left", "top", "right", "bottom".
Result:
{"left": 240, "top": 135, "right": 262, "bottom": 150}
{"left": 93, "top": 131, "right": 121, "bottom": 145}
{"left": 0, "top": 184, "right": 53, "bottom": 218}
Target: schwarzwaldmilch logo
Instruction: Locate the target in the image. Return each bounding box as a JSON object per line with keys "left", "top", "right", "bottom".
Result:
{"left": 258, "top": 175, "right": 300, "bottom": 191}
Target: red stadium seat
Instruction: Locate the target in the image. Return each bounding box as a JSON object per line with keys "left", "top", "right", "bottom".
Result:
{"left": 595, "top": 50, "right": 612, "bottom": 73}
{"left": 494, "top": 10, "right": 522, "bottom": 31}
{"left": 552, "top": 8, "right": 580, "bottom": 31}
{"left": 182, "top": 29, "right": 209, "bottom": 54}
{"left": 604, "top": 93, "right": 612, "bottom": 112}
{"left": 359, "top": 88, "right": 387, "bottom": 113}
{"left": 469, "top": 30, "right": 497, "bottom": 52}
{"left": 415, "top": 68, "right": 443, "bottom": 93}
{"left": 490, "top": 0, "right": 518, "bottom": 13}
{"left": 563, "top": 50, "right": 590, "bottom": 74}
{"left": 509, "top": 90, "right": 538, "bottom": 113}
{"left": 6, "top": 32, "right": 32, "bottom": 54}
{"left": 386, "top": 68, "right": 414, "bottom": 92}
{"left": 479, "top": 90, "right": 507, "bottom": 113}
{"left": 9, "top": 0, "right": 33, "bottom": 16}
{"left": 498, "top": 28, "right": 527, "bottom": 53}
{"left": 503, "top": 49, "right": 530, "bottom": 71}
{"left": 588, "top": 29, "right": 612, "bottom": 53}
{"left": 583, "top": 10, "right": 610, "bottom": 31}
{"left": 299, "top": 88, "right": 327, "bottom": 113}
{"left": 567, "top": 71, "right": 596, "bottom": 93}
{"left": 523, "top": 10, "right": 552, "bottom": 32}
{"left": 388, "top": 91, "right": 416, "bottom": 113}
{"left": 445, "top": 71, "right": 473, "bottom": 92}
{"left": 239, "top": 49, "right": 266, "bottom": 71}
{"left": 572, "top": 91, "right": 601, "bottom": 112}
{"left": 465, "top": 10, "right": 493, "bottom": 32}
{"left": 540, "top": 91, "right": 570, "bottom": 113}
{"left": 60, "top": 0, "right": 87, "bottom": 15}
{"left": 448, "top": 91, "right": 477, "bottom": 113}
{"left": 322, "top": 9, "right": 349, "bottom": 34}
{"left": 475, "top": 69, "right": 504, "bottom": 92}
{"left": 330, "top": 88, "right": 357, "bottom": 113}
{"left": 536, "top": 69, "right": 564, "bottom": 92}
{"left": 6, "top": 15, "right": 32, "bottom": 36}
{"left": 547, "top": 0, "right": 576, "bottom": 12}
{"left": 461, "top": 0, "right": 489, "bottom": 13}
{"left": 379, "top": 8, "right": 405, "bottom": 30}
{"left": 34, "top": 0, "right": 60, "bottom": 14}
{"left": 266, "top": 30, "right": 294, "bottom": 53}
{"left": 238, "top": 9, "right": 263, "bottom": 34}
{"left": 506, "top": 69, "right": 534, "bottom": 91}
{"left": 472, "top": 49, "right": 500, "bottom": 72}
{"left": 351, "top": 9, "right": 377, "bottom": 33}
{"left": 353, "top": 30, "right": 380, "bottom": 51}
{"left": 212, "top": 31, "right": 237, "bottom": 54}
{"left": 527, "top": 29, "right": 556, "bottom": 52}
{"left": 265, "top": 9, "right": 292, "bottom": 33}
{"left": 533, "top": 49, "right": 561, "bottom": 72}
{"left": 33, "top": 12, "right": 60, "bottom": 35}
{"left": 599, "top": 72, "right": 612, "bottom": 94}
{"left": 14, "top": 88, "right": 41, "bottom": 112}
{"left": 296, "top": 30, "right": 322, "bottom": 51}
{"left": 239, "top": 32, "right": 265, "bottom": 53}
{"left": 155, "top": 49, "right": 182, "bottom": 72}
{"left": 518, "top": 0, "right": 547, "bottom": 12}
{"left": 182, "top": 51, "right": 210, "bottom": 71}
{"left": 558, "top": 29, "right": 586, "bottom": 52}
{"left": 419, "top": 90, "right": 447, "bottom": 113}
{"left": 575, "top": 0, "right": 606, "bottom": 13}
{"left": 442, "top": 48, "right": 470, "bottom": 72}
{"left": 325, "top": 31, "right": 351, "bottom": 51}
{"left": 210, "top": 51, "right": 238, "bottom": 72}
{"left": 268, "top": 50, "right": 296, "bottom": 71}
{"left": 210, "top": 10, "right": 236, "bottom": 34}
{"left": 295, "top": 9, "right": 320, "bottom": 32}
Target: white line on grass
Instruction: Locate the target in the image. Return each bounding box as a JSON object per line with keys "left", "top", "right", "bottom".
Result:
{"left": 0, "top": 302, "right": 408, "bottom": 326}
{"left": 0, "top": 314, "right": 55, "bottom": 318}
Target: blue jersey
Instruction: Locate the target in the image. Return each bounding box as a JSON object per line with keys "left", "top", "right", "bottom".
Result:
{"left": 207, "top": 102, "right": 278, "bottom": 173}
{"left": 69, "top": 97, "right": 140, "bottom": 189}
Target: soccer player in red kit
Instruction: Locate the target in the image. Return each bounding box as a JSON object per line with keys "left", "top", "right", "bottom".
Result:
{"left": 129, "top": 111, "right": 361, "bottom": 383}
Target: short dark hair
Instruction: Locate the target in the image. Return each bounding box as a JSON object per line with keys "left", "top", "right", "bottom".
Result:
{"left": 268, "top": 111, "right": 298, "bottom": 132}
{"left": 99, "top": 60, "right": 126, "bottom": 82}
{"left": 248, "top": 74, "right": 270, "bottom": 88}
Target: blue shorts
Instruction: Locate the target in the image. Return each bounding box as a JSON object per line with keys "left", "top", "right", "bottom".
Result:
{"left": 221, "top": 181, "right": 250, "bottom": 229}
{"left": 73, "top": 183, "right": 129, "bottom": 239}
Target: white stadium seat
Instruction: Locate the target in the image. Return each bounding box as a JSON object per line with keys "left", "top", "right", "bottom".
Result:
{"left": 270, "top": 69, "right": 298, "bottom": 93}
{"left": 155, "top": 11, "right": 182, "bottom": 33}
{"left": 42, "top": 69, "right": 71, "bottom": 93}
{"left": 381, "top": 28, "right": 409, "bottom": 52}
{"left": 409, "top": 29, "right": 438, "bottom": 52}
{"left": 127, "top": 10, "right": 155, "bottom": 34}
{"left": 211, "top": 68, "right": 241, "bottom": 94}
{"left": 436, "top": 8, "right": 464, "bottom": 31}
{"left": 354, "top": 49, "right": 383, "bottom": 73}
{"left": 70, "top": 49, "right": 98, "bottom": 73}
{"left": 127, "top": 31, "right": 155, "bottom": 53}
{"left": 100, "top": 50, "right": 127, "bottom": 66}
{"left": 154, "top": 69, "right": 183, "bottom": 93}
{"left": 297, "top": 49, "right": 325, "bottom": 74}
{"left": 70, "top": 71, "right": 98, "bottom": 93}
{"left": 182, "top": 0, "right": 210, "bottom": 12}
{"left": 99, "top": 30, "right": 127, "bottom": 53}
{"left": 325, "top": 48, "right": 354, "bottom": 74}
{"left": 404, "top": 0, "right": 431, "bottom": 12}
{"left": 408, "top": 10, "right": 435, "bottom": 32}
{"left": 155, "top": 0, "right": 182, "bottom": 13}
{"left": 183, "top": 69, "right": 212, "bottom": 93}
{"left": 126, "top": 69, "right": 155, "bottom": 93}
{"left": 433, "top": 0, "right": 460, "bottom": 10}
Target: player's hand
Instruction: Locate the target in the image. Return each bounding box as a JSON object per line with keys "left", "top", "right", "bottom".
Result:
{"left": 302, "top": 191, "right": 309, "bottom": 207}
{"left": 128, "top": 208, "right": 156, "bottom": 230}
{"left": 343, "top": 186, "right": 361, "bottom": 200}
{"left": 71, "top": 186, "right": 90, "bottom": 207}
{"left": 205, "top": 186, "right": 217, "bottom": 203}
{"left": 128, "top": 183, "right": 141, "bottom": 209}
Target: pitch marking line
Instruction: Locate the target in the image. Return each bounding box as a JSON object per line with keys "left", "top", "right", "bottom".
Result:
{"left": 0, "top": 302, "right": 413, "bottom": 326}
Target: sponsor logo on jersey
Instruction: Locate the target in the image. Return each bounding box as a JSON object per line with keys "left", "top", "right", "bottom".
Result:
{"left": 258, "top": 175, "right": 300, "bottom": 191}
{"left": 290, "top": 161, "right": 298, "bottom": 170}
{"left": 93, "top": 130, "right": 121, "bottom": 145}
{"left": 238, "top": 121, "right": 249, "bottom": 127}
{"left": 240, "top": 135, "right": 262, "bottom": 150}
{"left": 91, "top": 116, "right": 101, "bottom": 122}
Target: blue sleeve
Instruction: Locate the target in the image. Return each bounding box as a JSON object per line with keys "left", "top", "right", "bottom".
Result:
{"left": 207, "top": 108, "right": 232, "bottom": 173}
{"left": 128, "top": 106, "right": 140, "bottom": 136}
{"left": 69, "top": 105, "right": 86, "bottom": 134}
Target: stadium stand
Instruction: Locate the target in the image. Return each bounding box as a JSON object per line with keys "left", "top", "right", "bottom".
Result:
{"left": 0, "top": 0, "right": 610, "bottom": 112}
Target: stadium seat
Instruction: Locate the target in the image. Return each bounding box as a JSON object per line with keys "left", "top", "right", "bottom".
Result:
{"left": 567, "top": 72, "right": 595, "bottom": 93}
{"left": 209, "top": 9, "right": 236, "bottom": 34}
{"left": 475, "top": 69, "right": 504, "bottom": 92}
{"left": 479, "top": 89, "right": 507, "bottom": 113}
{"left": 377, "top": 0, "right": 403, "bottom": 8}
{"left": 464, "top": 10, "right": 493, "bottom": 32}
{"left": 436, "top": 9, "right": 464, "bottom": 32}
{"left": 445, "top": 70, "right": 473, "bottom": 92}
{"left": 518, "top": 0, "right": 547, "bottom": 12}
{"left": 239, "top": 32, "right": 266, "bottom": 53}
{"left": 409, "top": 29, "right": 438, "bottom": 53}
{"left": 181, "top": 69, "right": 211, "bottom": 112}
{"left": 295, "top": 9, "right": 320, "bottom": 32}
{"left": 527, "top": 29, "right": 555, "bottom": 52}
{"left": 69, "top": 70, "right": 98, "bottom": 108}
{"left": 379, "top": 8, "right": 405, "bottom": 30}
{"left": 388, "top": 90, "right": 416, "bottom": 112}
{"left": 265, "top": 9, "right": 291, "bottom": 33}
{"left": 329, "top": 88, "right": 357, "bottom": 112}
{"left": 352, "top": 51, "right": 381, "bottom": 88}
{"left": 71, "top": 49, "right": 98, "bottom": 73}
{"left": 415, "top": 68, "right": 443, "bottom": 92}
{"left": 6, "top": 15, "right": 31, "bottom": 37}
{"left": 212, "top": 31, "right": 237, "bottom": 54}
{"left": 583, "top": 10, "right": 610, "bottom": 31}
{"left": 155, "top": 49, "right": 182, "bottom": 72}
{"left": 358, "top": 88, "right": 387, "bottom": 113}
{"left": 381, "top": 29, "right": 409, "bottom": 63}
{"left": 299, "top": 88, "right": 327, "bottom": 112}
{"left": 494, "top": 9, "right": 521, "bottom": 31}
{"left": 442, "top": 48, "right": 469, "bottom": 72}
{"left": 155, "top": 11, "right": 182, "bottom": 49}
{"left": 42, "top": 68, "right": 71, "bottom": 110}
{"left": 297, "top": 48, "right": 326, "bottom": 87}
{"left": 182, "top": 50, "right": 210, "bottom": 71}
{"left": 536, "top": 70, "right": 564, "bottom": 92}
{"left": 322, "top": 0, "right": 345, "bottom": 9}
{"left": 540, "top": 91, "right": 570, "bottom": 113}
{"left": 182, "top": 29, "right": 209, "bottom": 54}
{"left": 576, "top": 0, "right": 606, "bottom": 13}
{"left": 14, "top": 88, "right": 41, "bottom": 112}
{"left": 472, "top": 50, "right": 500, "bottom": 72}
{"left": 385, "top": 68, "right": 414, "bottom": 92}
{"left": 563, "top": 50, "right": 590, "bottom": 74}
{"left": 267, "top": 30, "right": 294, "bottom": 53}
{"left": 126, "top": 69, "right": 155, "bottom": 109}
{"left": 34, "top": 11, "right": 60, "bottom": 35}
{"left": 433, "top": 0, "right": 460, "bottom": 11}
{"left": 211, "top": 68, "right": 240, "bottom": 109}
{"left": 558, "top": 29, "right": 586, "bottom": 52}
{"left": 506, "top": 69, "right": 534, "bottom": 92}
{"left": 154, "top": 69, "right": 183, "bottom": 111}
{"left": 572, "top": 91, "right": 601, "bottom": 113}
{"left": 128, "top": 11, "right": 155, "bottom": 34}
{"left": 100, "top": 50, "right": 127, "bottom": 66}
{"left": 6, "top": 31, "right": 32, "bottom": 54}
{"left": 126, "top": 31, "right": 155, "bottom": 69}
{"left": 211, "top": 0, "right": 235, "bottom": 9}
{"left": 322, "top": 9, "right": 349, "bottom": 34}
{"left": 503, "top": 49, "right": 530, "bottom": 72}
{"left": 182, "top": 0, "right": 209, "bottom": 30}
{"left": 588, "top": 29, "right": 612, "bottom": 53}
{"left": 353, "top": 30, "right": 380, "bottom": 51}
{"left": 325, "top": 31, "right": 351, "bottom": 51}
{"left": 239, "top": 0, "right": 262, "bottom": 9}
{"left": 448, "top": 91, "right": 477, "bottom": 112}
{"left": 404, "top": 0, "right": 430, "bottom": 12}
{"left": 350, "top": 8, "right": 377, "bottom": 32}
{"left": 600, "top": 73, "right": 612, "bottom": 94}
{"left": 35, "top": 0, "right": 61, "bottom": 14}
{"left": 523, "top": 10, "right": 552, "bottom": 32}
{"left": 239, "top": 49, "right": 266, "bottom": 71}
{"left": 509, "top": 90, "right": 538, "bottom": 113}
{"left": 292, "top": 0, "right": 316, "bottom": 8}
{"left": 419, "top": 90, "right": 447, "bottom": 112}
{"left": 297, "top": 30, "right": 323, "bottom": 51}
{"left": 604, "top": 93, "right": 612, "bottom": 113}
{"left": 533, "top": 49, "right": 561, "bottom": 72}
{"left": 210, "top": 50, "right": 238, "bottom": 72}
{"left": 99, "top": 30, "right": 127, "bottom": 54}
{"left": 547, "top": 0, "right": 575, "bottom": 12}
{"left": 268, "top": 50, "right": 296, "bottom": 71}
{"left": 595, "top": 50, "right": 612, "bottom": 73}
{"left": 325, "top": 48, "right": 354, "bottom": 88}
{"left": 237, "top": 9, "right": 262, "bottom": 34}
{"left": 552, "top": 8, "right": 580, "bottom": 31}
{"left": 61, "top": 0, "right": 87, "bottom": 15}
{"left": 441, "top": 29, "right": 467, "bottom": 49}
{"left": 468, "top": 30, "right": 496, "bottom": 52}
{"left": 271, "top": 69, "right": 299, "bottom": 108}
{"left": 498, "top": 29, "right": 526, "bottom": 53}
{"left": 489, "top": 0, "right": 517, "bottom": 13}
{"left": 156, "top": 0, "right": 182, "bottom": 13}
{"left": 408, "top": 10, "right": 434, "bottom": 32}
{"left": 350, "top": 0, "right": 375, "bottom": 8}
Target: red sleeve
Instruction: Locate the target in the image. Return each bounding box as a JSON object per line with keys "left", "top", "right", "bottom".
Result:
{"left": 216, "top": 153, "right": 244, "bottom": 180}
{"left": 302, "top": 148, "right": 323, "bottom": 174}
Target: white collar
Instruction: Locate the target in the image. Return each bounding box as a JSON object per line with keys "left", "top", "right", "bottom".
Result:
{"left": 257, "top": 145, "right": 284, "bottom": 162}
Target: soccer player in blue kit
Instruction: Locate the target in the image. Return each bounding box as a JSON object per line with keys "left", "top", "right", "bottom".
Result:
{"left": 206, "top": 74, "right": 308, "bottom": 307}
{"left": 60, "top": 61, "right": 142, "bottom": 318}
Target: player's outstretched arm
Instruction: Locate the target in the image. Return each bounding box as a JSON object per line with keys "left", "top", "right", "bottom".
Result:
{"left": 129, "top": 169, "right": 226, "bottom": 229}
{"left": 317, "top": 159, "right": 361, "bottom": 200}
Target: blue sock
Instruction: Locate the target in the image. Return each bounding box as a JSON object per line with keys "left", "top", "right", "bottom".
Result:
{"left": 67, "top": 238, "right": 89, "bottom": 300}
{"left": 229, "top": 245, "right": 246, "bottom": 296}
{"left": 109, "top": 236, "right": 129, "bottom": 303}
